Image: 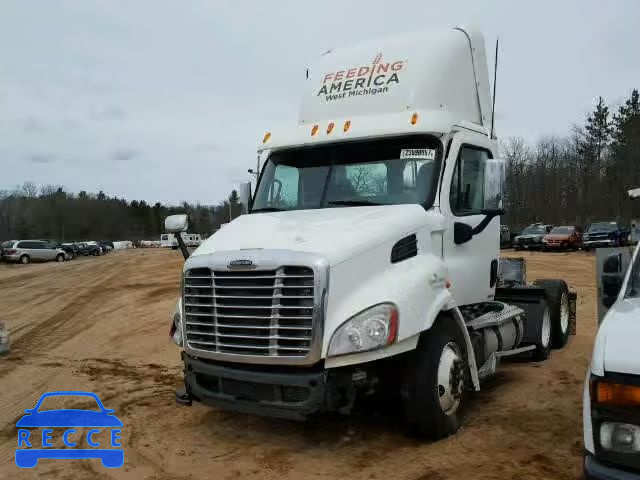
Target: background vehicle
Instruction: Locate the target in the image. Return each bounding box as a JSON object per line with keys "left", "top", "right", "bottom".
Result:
{"left": 166, "top": 27, "right": 577, "bottom": 440}
{"left": 60, "top": 242, "right": 81, "bottom": 259}
{"left": 39, "top": 240, "right": 76, "bottom": 260}
{"left": 0, "top": 240, "right": 66, "bottom": 264}
{"left": 583, "top": 221, "right": 629, "bottom": 250}
{"left": 584, "top": 235, "right": 640, "bottom": 478}
{"left": 542, "top": 225, "right": 583, "bottom": 251}
{"left": 160, "top": 232, "right": 202, "bottom": 249}
{"left": 75, "top": 242, "right": 101, "bottom": 256}
{"left": 512, "top": 224, "right": 553, "bottom": 250}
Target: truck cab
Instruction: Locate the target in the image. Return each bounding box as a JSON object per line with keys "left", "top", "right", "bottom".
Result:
{"left": 584, "top": 243, "right": 640, "bottom": 478}
{"left": 167, "top": 27, "right": 575, "bottom": 440}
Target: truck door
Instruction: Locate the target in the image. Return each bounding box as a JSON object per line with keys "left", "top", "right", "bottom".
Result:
{"left": 440, "top": 133, "right": 501, "bottom": 306}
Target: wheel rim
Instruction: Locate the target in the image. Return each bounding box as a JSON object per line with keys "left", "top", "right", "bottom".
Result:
{"left": 437, "top": 342, "right": 464, "bottom": 416}
{"left": 21, "top": 256, "right": 28, "bottom": 264}
{"left": 560, "top": 292, "right": 569, "bottom": 334}
{"left": 57, "top": 255, "right": 63, "bottom": 262}
{"left": 541, "top": 306, "right": 551, "bottom": 348}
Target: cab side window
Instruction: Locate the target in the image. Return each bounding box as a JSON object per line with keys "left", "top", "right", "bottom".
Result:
{"left": 449, "top": 147, "right": 489, "bottom": 215}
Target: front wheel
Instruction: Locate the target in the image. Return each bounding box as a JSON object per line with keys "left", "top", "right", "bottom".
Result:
{"left": 56, "top": 253, "right": 65, "bottom": 262}
{"left": 401, "top": 321, "right": 466, "bottom": 440}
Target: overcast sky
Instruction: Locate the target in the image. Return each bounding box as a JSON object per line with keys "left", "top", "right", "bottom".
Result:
{"left": 1, "top": 0, "right": 638, "bottom": 205}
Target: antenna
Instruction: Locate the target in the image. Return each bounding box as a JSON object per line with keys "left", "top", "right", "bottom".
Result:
{"left": 490, "top": 37, "right": 499, "bottom": 140}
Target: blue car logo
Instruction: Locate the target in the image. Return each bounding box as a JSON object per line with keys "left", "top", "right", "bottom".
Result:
{"left": 15, "top": 391, "right": 123, "bottom": 468}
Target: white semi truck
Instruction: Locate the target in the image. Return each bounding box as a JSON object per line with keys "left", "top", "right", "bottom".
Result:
{"left": 166, "top": 27, "right": 577, "bottom": 439}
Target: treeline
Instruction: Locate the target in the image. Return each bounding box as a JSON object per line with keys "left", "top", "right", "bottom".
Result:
{"left": 0, "top": 184, "right": 243, "bottom": 241}
{"left": 503, "top": 89, "right": 640, "bottom": 230}
{"left": 2, "top": 89, "right": 639, "bottom": 240}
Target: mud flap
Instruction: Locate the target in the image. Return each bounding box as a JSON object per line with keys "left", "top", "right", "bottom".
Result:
{"left": 569, "top": 291, "right": 577, "bottom": 335}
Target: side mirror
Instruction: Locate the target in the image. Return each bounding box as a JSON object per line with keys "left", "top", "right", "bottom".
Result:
{"left": 454, "top": 222, "right": 473, "bottom": 245}
{"left": 601, "top": 253, "right": 624, "bottom": 308}
{"left": 483, "top": 158, "right": 506, "bottom": 211}
{"left": 238, "top": 182, "right": 252, "bottom": 214}
{"left": 165, "top": 214, "right": 188, "bottom": 233}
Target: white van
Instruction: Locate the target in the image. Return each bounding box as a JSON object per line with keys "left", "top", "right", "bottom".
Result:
{"left": 584, "top": 242, "right": 640, "bottom": 479}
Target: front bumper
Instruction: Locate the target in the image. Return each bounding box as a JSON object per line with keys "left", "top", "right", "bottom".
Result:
{"left": 182, "top": 352, "right": 379, "bottom": 420}
{"left": 584, "top": 454, "right": 640, "bottom": 480}
{"left": 584, "top": 239, "right": 615, "bottom": 247}
{"left": 512, "top": 241, "right": 542, "bottom": 249}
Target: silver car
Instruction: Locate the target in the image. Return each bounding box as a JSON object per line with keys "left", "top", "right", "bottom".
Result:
{"left": 0, "top": 240, "right": 66, "bottom": 264}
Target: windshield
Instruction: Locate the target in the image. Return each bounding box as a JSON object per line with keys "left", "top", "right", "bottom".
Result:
{"left": 550, "top": 227, "right": 573, "bottom": 234}
{"left": 521, "top": 226, "right": 545, "bottom": 235}
{"left": 589, "top": 222, "right": 616, "bottom": 232}
{"left": 252, "top": 135, "right": 442, "bottom": 212}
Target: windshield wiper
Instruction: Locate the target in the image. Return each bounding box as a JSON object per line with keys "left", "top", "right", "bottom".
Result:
{"left": 251, "top": 207, "right": 286, "bottom": 213}
{"left": 327, "top": 200, "right": 385, "bottom": 207}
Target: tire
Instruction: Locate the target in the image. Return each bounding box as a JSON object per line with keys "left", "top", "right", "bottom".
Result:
{"left": 401, "top": 321, "right": 466, "bottom": 440}
{"left": 532, "top": 303, "right": 552, "bottom": 361}
{"left": 56, "top": 253, "right": 65, "bottom": 262}
{"left": 533, "top": 279, "right": 570, "bottom": 349}
{"left": 19, "top": 254, "right": 30, "bottom": 264}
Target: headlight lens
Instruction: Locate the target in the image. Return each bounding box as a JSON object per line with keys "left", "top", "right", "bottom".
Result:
{"left": 169, "top": 300, "right": 183, "bottom": 347}
{"left": 328, "top": 303, "right": 398, "bottom": 357}
{"left": 600, "top": 423, "right": 640, "bottom": 453}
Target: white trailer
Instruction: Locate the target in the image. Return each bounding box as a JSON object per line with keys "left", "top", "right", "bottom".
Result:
{"left": 160, "top": 233, "right": 202, "bottom": 249}
{"left": 166, "top": 27, "right": 576, "bottom": 439}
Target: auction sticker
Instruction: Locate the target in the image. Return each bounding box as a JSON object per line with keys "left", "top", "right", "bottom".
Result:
{"left": 400, "top": 149, "right": 436, "bottom": 160}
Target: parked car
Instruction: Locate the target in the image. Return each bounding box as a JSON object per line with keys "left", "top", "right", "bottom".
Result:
{"left": 38, "top": 240, "right": 76, "bottom": 260}
{"left": 60, "top": 243, "right": 81, "bottom": 259}
{"left": 75, "top": 242, "right": 101, "bottom": 256}
{"left": 542, "top": 225, "right": 583, "bottom": 251}
{"left": 0, "top": 240, "right": 66, "bottom": 264}
{"left": 98, "top": 241, "right": 113, "bottom": 253}
{"left": 583, "top": 221, "right": 629, "bottom": 250}
{"left": 512, "top": 224, "right": 553, "bottom": 250}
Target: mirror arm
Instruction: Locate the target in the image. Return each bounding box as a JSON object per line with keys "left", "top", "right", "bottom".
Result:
{"left": 176, "top": 234, "right": 190, "bottom": 260}
{"left": 472, "top": 209, "right": 505, "bottom": 236}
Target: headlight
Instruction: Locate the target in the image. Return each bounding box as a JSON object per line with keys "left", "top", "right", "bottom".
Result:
{"left": 169, "top": 299, "right": 183, "bottom": 347}
{"left": 328, "top": 303, "right": 398, "bottom": 357}
{"left": 600, "top": 423, "right": 640, "bottom": 453}
{"left": 594, "top": 380, "right": 640, "bottom": 408}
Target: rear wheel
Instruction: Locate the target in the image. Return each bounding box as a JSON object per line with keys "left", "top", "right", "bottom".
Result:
{"left": 19, "top": 254, "right": 30, "bottom": 264}
{"left": 533, "top": 279, "right": 571, "bottom": 348}
{"left": 402, "top": 321, "right": 466, "bottom": 440}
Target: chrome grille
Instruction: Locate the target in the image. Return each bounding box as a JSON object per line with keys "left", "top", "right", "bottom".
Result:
{"left": 183, "top": 266, "right": 315, "bottom": 357}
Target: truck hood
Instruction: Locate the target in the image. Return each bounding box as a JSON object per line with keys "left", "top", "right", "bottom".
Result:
{"left": 192, "top": 205, "right": 431, "bottom": 266}
{"left": 598, "top": 298, "right": 640, "bottom": 375}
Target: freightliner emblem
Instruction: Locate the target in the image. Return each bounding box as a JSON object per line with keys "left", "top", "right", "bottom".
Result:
{"left": 228, "top": 259, "right": 254, "bottom": 269}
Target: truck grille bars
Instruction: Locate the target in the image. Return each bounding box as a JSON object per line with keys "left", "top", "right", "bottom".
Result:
{"left": 183, "top": 267, "right": 315, "bottom": 358}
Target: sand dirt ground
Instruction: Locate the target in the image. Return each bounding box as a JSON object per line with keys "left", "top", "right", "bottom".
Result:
{"left": 0, "top": 249, "right": 596, "bottom": 479}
